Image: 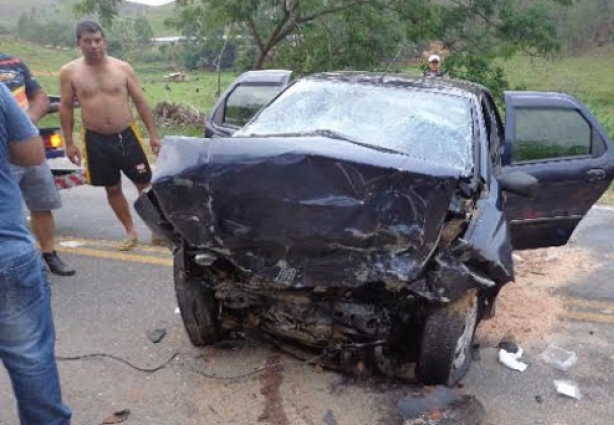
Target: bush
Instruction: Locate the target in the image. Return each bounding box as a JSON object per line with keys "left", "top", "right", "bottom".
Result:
{"left": 136, "top": 49, "right": 165, "bottom": 64}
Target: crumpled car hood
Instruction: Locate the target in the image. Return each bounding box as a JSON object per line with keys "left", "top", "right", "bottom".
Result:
{"left": 151, "top": 136, "right": 466, "bottom": 288}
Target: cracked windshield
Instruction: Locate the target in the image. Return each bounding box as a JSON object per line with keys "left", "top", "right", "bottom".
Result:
{"left": 237, "top": 79, "right": 474, "bottom": 173}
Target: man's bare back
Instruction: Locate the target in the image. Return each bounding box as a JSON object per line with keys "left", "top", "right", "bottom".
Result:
{"left": 61, "top": 57, "right": 134, "bottom": 134}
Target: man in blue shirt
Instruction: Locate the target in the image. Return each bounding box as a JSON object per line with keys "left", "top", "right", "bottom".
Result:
{"left": 0, "top": 52, "right": 75, "bottom": 276}
{"left": 0, "top": 83, "right": 71, "bottom": 424}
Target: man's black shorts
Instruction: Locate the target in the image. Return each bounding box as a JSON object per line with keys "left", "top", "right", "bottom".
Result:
{"left": 83, "top": 123, "right": 152, "bottom": 187}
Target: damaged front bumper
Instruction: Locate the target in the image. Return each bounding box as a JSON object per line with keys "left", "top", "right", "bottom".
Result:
{"left": 137, "top": 136, "right": 515, "bottom": 372}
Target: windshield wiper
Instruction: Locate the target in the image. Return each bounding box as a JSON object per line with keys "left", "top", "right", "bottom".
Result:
{"left": 244, "top": 129, "right": 404, "bottom": 155}
{"left": 245, "top": 129, "right": 359, "bottom": 142}
{"left": 310, "top": 129, "right": 404, "bottom": 155}
{"left": 310, "top": 129, "right": 356, "bottom": 143}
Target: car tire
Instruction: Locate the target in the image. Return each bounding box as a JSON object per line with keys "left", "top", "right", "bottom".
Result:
{"left": 173, "top": 246, "right": 222, "bottom": 346}
{"left": 416, "top": 290, "right": 479, "bottom": 387}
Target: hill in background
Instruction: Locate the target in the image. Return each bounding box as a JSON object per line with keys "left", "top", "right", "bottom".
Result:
{"left": 0, "top": 36, "right": 79, "bottom": 74}
{"left": 142, "top": 2, "right": 176, "bottom": 37}
{"left": 0, "top": 0, "right": 177, "bottom": 37}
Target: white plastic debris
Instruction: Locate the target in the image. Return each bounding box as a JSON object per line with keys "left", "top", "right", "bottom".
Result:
{"left": 59, "top": 241, "right": 85, "bottom": 248}
{"left": 512, "top": 253, "right": 523, "bottom": 263}
{"left": 554, "top": 380, "right": 582, "bottom": 400}
{"left": 174, "top": 307, "right": 180, "bottom": 315}
{"left": 498, "top": 347, "right": 528, "bottom": 372}
{"left": 540, "top": 344, "right": 577, "bottom": 371}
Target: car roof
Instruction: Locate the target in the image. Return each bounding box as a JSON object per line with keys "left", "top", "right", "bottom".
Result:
{"left": 235, "top": 69, "right": 293, "bottom": 85}
{"left": 304, "top": 71, "right": 488, "bottom": 98}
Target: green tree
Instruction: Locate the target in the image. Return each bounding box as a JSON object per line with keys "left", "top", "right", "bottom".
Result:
{"left": 73, "top": 0, "right": 123, "bottom": 28}
{"left": 172, "top": 0, "right": 374, "bottom": 69}
{"left": 268, "top": 3, "right": 405, "bottom": 73}
{"left": 16, "top": 12, "right": 32, "bottom": 40}
{"left": 134, "top": 15, "right": 154, "bottom": 46}
{"left": 15, "top": 9, "right": 73, "bottom": 47}
{"left": 70, "top": 0, "right": 574, "bottom": 97}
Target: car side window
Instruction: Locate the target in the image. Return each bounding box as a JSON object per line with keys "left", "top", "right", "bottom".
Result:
{"left": 223, "top": 84, "right": 283, "bottom": 128}
{"left": 512, "top": 107, "right": 598, "bottom": 163}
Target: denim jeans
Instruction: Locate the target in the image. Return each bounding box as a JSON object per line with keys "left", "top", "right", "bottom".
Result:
{"left": 0, "top": 249, "right": 71, "bottom": 425}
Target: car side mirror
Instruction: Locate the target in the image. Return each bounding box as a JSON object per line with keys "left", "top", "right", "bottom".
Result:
{"left": 499, "top": 171, "right": 539, "bottom": 198}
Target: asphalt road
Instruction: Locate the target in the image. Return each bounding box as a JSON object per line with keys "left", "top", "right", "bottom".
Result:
{"left": 1, "top": 180, "right": 614, "bottom": 425}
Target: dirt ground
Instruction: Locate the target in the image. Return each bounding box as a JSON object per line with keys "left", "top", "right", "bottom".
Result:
{"left": 476, "top": 245, "right": 597, "bottom": 349}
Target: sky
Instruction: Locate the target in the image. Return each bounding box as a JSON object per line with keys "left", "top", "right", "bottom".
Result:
{"left": 127, "top": 0, "right": 175, "bottom": 6}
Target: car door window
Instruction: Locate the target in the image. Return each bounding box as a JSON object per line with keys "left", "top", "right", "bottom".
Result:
{"left": 512, "top": 107, "right": 595, "bottom": 163}
{"left": 223, "top": 84, "right": 283, "bottom": 128}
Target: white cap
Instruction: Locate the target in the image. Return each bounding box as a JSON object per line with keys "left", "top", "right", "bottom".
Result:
{"left": 428, "top": 54, "right": 441, "bottom": 63}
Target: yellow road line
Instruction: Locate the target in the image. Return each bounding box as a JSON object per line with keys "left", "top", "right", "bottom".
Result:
{"left": 50, "top": 241, "right": 614, "bottom": 326}
{"left": 563, "top": 296, "right": 614, "bottom": 312}
{"left": 56, "top": 246, "right": 172, "bottom": 267}
{"left": 562, "top": 310, "right": 614, "bottom": 325}
{"left": 57, "top": 236, "right": 170, "bottom": 254}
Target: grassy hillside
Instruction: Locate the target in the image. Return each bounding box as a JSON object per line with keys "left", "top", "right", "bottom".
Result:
{"left": 0, "top": 0, "right": 177, "bottom": 37}
{"left": 0, "top": 0, "right": 69, "bottom": 29}
{"left": 0, "top": 0, "right": 61, "bottom": 16}
{"left": 503, "top": 47, "right": 614, "bottom": 140}
{"left": 0, "top": 36, "right": 80, "bottom": 78}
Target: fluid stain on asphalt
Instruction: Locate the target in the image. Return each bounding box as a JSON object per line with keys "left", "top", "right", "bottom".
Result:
{"left": 258, "top": 353, "right": 289, "bottom": 425}
{"left": 397, "top": 386, "right": 485, "bottom": 425}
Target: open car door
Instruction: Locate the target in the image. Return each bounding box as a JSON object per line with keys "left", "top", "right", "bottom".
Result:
{"left": 502, "top": 91, "right": 614, "bottom": 250}
{"left": 204, "top": 70, "right": 292, "bottom": 138}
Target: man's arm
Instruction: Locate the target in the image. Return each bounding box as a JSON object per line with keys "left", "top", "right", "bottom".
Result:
{"left": 26, "top": 89, "right": 50, "bottom": 124}
{"left": 9, "top": 136, "right": 45, "bottom": 167}
{"left": 21, "top": 60, "right": 50, "bottom": 124}
{"left": 125, "top": 63, "right": 161, "bottom": 154}
{"left": 0, "top": 84, "right": 45, "bottom": 166}
{"left": 59, "top": 65, "right": 81, "bottom": 165}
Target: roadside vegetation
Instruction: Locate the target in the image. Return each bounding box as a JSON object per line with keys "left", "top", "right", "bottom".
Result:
{"left": 20, "top": 39, "right": 612, "bottom": 143}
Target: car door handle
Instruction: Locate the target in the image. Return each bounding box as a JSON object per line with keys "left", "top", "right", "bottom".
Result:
{"left": 586, "top": 168, "right": 606, "bottom": 182}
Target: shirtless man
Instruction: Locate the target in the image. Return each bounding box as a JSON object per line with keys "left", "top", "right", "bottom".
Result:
{"left": 60, "top": 21, "right": 161, "bottom": 250}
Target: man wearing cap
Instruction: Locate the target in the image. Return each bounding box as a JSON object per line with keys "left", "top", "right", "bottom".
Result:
{"left": 424, "top": 54, "right": 446, "bottom": 77}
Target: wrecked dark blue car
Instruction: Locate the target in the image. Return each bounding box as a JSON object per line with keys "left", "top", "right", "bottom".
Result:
{"left": 136, "top": 72, "right": 614, "bottom": 386}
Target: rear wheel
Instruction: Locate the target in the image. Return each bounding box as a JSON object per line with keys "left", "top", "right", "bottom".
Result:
{"left": 173, "top": 246, "right": 222, "bottom": 346}
{"left": 417, "top": 290, "right": 479, "bottom": 387}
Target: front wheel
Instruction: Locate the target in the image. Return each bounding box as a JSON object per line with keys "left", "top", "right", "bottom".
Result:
{"left": 416, "top": 290, "right": 479, "bottom": 387}
{"left": 173, "top": 246, "right": 222, "bottom": 346}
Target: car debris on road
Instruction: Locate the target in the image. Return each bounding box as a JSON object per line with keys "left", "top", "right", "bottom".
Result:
{"left": 554, "top": 380, "right": 583, "bottom": 400}
{"left": 498, "top": 346, "right": 528, "bottom": 372}
{"left": 540, "top": 344, "right": 578, "bottom": 371}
